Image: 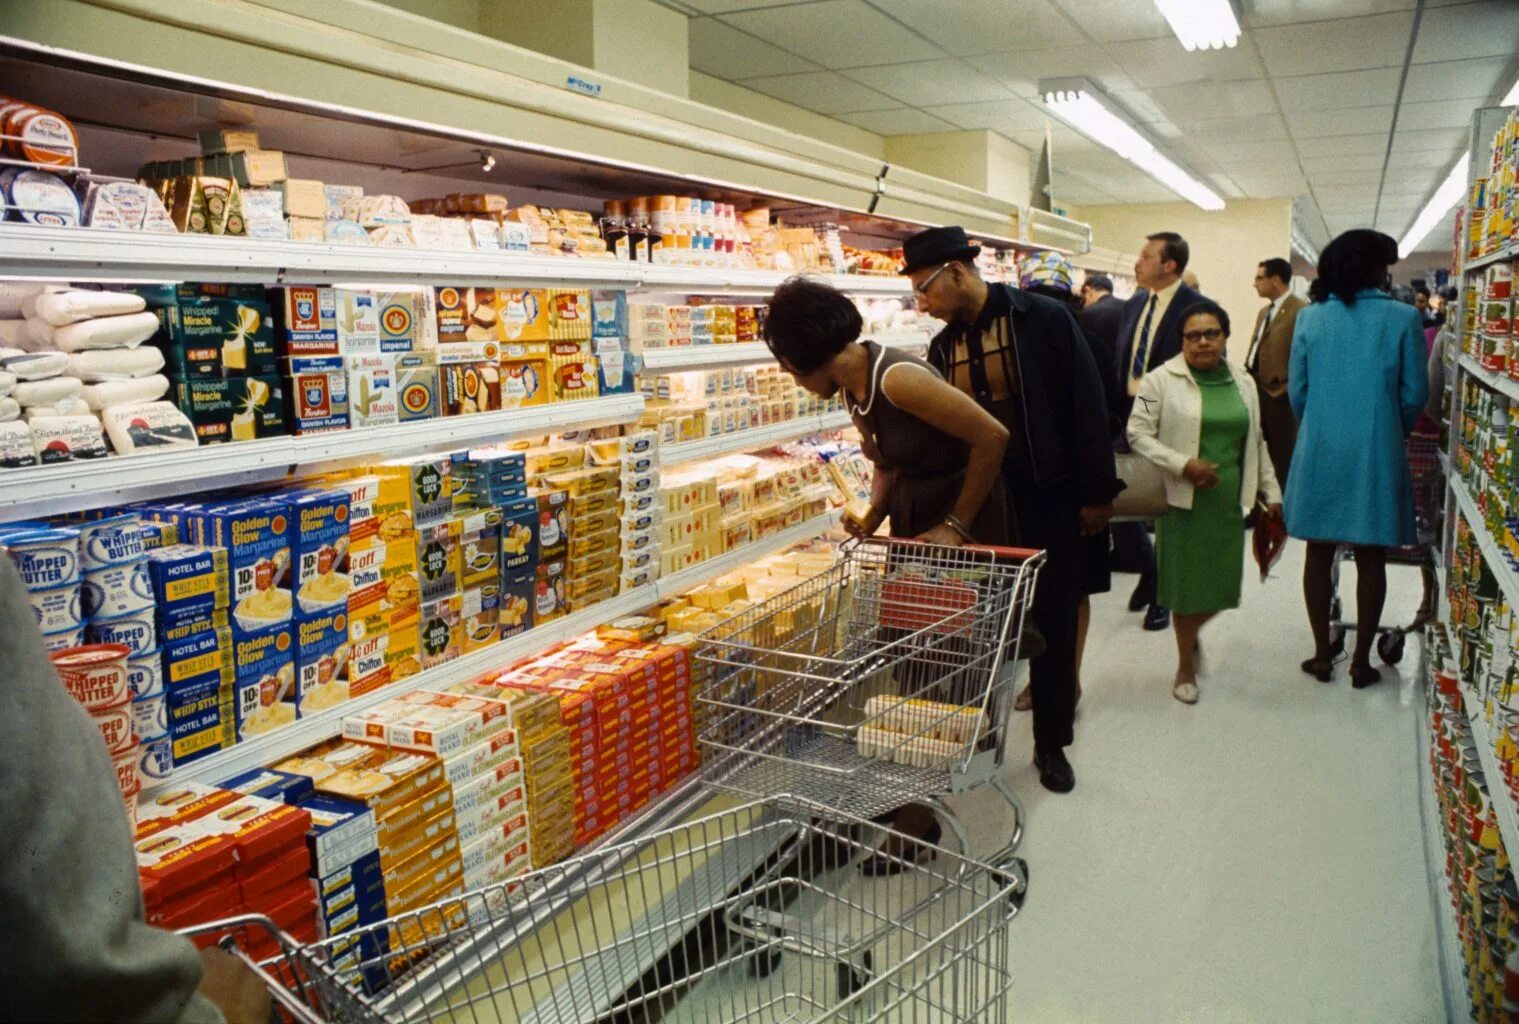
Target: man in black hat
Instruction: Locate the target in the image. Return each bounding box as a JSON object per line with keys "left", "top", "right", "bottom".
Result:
{"left": 902, "top": 225, "right": 1119, "bottom": 793}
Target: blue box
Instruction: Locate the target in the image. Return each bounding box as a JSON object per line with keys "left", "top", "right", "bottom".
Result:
{"left": 199, "top": 498, "right": 293, "bottom": 637}
{"left": 498, "top": 497, "right": 539, "bottom": 575}
{"left": 590, "top": 290, "right": 627, "bottom": 339}
{"left": 288, "top": 488, "right": 351, "bottom": 617}
{"left": 499, "top": 570, "right": 535, "bottom": 640}
{"left": 146, "top": 544, "right": 229, "bottom": 621}
{"left": 318, "top": 850, "right": 387, "bottom": 924}
{"left": 158, "top": 607, "right": 230, "bottom": 645}
{"left": 232, "top": 621, "right": 295, "bottom": 741}
{"left": 165, "top": 671, "right": 233, "bottom": 767}
{"left": 162, "top": 626, "right": 233, "bottom": 691}
{"left": 293, "top": 608, "right": 348, "bottom": 717}
{"left": 217, "top": 766, "right": 316, "bottom": 805}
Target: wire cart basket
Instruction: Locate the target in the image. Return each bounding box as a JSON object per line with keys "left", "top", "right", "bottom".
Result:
{"left": 693, "top": 536, "right": 1044, "bottom": 866}
{"left": 184, "top": 795, "right": 1025, "bottom": 1024}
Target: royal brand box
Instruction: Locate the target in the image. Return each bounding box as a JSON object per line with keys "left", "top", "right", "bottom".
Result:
{"left": 293, "top": 607, "right": 349, "bottom": 717}
{"left": 163, "top": 297, "right": 279, "bottom": 378}
{"left": 271, "top": 286, "right": 340, "bottom": 355}
{"left": 232, "top": 621, "right": 295, "bottom": 741}
{"left": 283, "top": 356, "right": 350, "bottom": 434}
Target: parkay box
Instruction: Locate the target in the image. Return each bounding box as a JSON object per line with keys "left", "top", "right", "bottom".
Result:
{"left": 498, "top": 497, "right": 538, "bottom": 574}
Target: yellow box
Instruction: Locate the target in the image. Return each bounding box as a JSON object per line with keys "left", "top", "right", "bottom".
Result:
{"left": 567, "top": 567, "right": 619, "bottom": 601}
{"left": 566, "top": 486, "right": 620, "bottom": 518}
{"left": 566, "top": 524, "right": 620, "bottom": 560}
{"left": 347, "top": 536, "right": 421, "bottom": 631}
{"left": 569, "top": 549, "right": 620, "bottom": 579}
{"left": 499, "top": 357, "right": 548, "bottom": 409}
{"left": 571, "top": 507, "right": 620, "bottom": 538}
{"left": 660, "top": 545, "right": 690, "bottom": 576}
{"left": 544, "top": 465, "right": 620, "bottom": 497}
{"left": 523, "top": 446, "right": 584, "bottom": 478}
{"left": 496, "top": 289, "right": 552, "bottom": 342}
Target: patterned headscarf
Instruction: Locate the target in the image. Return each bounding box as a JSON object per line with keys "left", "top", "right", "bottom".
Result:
{"left": 1019, "top": 250, "right": 1075, "bottom": 293}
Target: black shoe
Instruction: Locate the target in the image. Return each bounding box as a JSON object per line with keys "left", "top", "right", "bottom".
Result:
{"left": 1128, "top": 574, "right": 1156, "bottom": 612}
{"left": 1350, "top": 664, "right": 1383, "bottom": 690}
{"left": 859, "top": 818, "right": 942, "bottom": 876}
{"left": 1143, "top": 604, "right": 1170, "bottom": 632}
{"left": 1033, "top": 747, "right": 1075, "bottom": 793}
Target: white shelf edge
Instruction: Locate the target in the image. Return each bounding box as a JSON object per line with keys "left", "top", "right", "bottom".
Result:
{"left": 1460, "top": 687, "right": 1519, "bottom": 860}
{"left": 1464, "top": 242, "right": 1519, "bottom": 274}
{"left": 661, "top": 411, "right": 850, "bottom": 466}
{"left": 1457, "top": 353, "right": 1519, "bottom": 404}
{"left": 153, "top": 511, "right": 839, "bottom": 792}
{"left": 638, "top": 327, "right": 930, "bottom": 373}
{"left": 1417, "top": 702, "right": 1474, "bottom": 1024}
{"left": 0, "top": 394, "right": 646, "bottom": 522}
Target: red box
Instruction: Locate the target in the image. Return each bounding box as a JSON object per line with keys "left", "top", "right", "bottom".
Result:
{"left": 237, "top": 845, "right": 313, "bottom": 900}
{"left": 145, "top": 875, "right": 240, "bottom": 927}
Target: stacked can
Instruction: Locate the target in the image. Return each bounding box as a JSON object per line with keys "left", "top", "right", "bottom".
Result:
{"left": 1, "top": 523, "right": 86, "bottom": 650}
{"left": 49, "top": 644, "right": 141, "bottom": 825}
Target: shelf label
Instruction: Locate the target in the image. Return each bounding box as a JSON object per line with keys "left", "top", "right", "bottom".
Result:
{"left": 566, "top": 76, "right": 602, "bottom": 98}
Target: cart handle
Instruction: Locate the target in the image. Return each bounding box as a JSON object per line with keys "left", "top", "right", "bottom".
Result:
{"left": 854, "top": 535, "right": 1042, "bottom": 562}
{"left": 176, "top": 913, "right": 327, "bottom": 1024}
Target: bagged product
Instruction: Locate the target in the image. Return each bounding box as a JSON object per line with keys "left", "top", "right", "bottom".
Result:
{"left": 0, "top": 397, "right": 18, "bottom": 422}
{"left": 100, "top": 401, "right": 197, "bottom": 454}
{"left": 26, "top": 290, "right": 147, "bottom": 326}
{"left": 0, "top": 421, "right": 35, "bottom": 466}
{"left": 12, "top": 376, "right": 81, "bottom": 407}
{"left": 80, "top": 374, "right": 170, "bottom": 410}
{"left": 66, "top": 347, "right": 165, "bottom": 381}
{"left": 29, "top": 415, "right": 108, "bottom": 463}
{"left": 2, "top": 351, "right": 68, "bottom": 379}
{"left": 49, "top": 311, "right": 159, "bottom": 353}
{"left": 0, "top": 282, "right": 47, "bottom": 318}
{"left": 0, "top": 371, "right": 13, "bottom": 397}
{"left": 24, "top": 398, "right": 91, "bottom": 419}
{"left": 0, "top": 321, "right": 35, "bottom": 349}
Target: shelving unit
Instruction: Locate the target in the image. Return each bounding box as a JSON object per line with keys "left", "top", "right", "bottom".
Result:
{"left": 1464, "top": 240, "right": 1519, "bottom": 274}
{"left": 661, "top": 411, "right": 851, "bottom": 465}
{"left": 639, "top": 326, "right": 932, "bottom": 372}
{"left": 0, "top": 393, "right": 647, "bottom": 522}
{"left": 1417, "top": 704, "right": 1478, "bottom": 1024}
{"left": 1457, "top": 353, "right": 1519, "bottom": 405}
{"left": 164, "top": 510, "right": 839, "bottom": 790}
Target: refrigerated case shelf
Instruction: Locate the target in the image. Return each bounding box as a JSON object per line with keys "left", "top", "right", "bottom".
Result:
{"left": 661, "top": 411, "right": 851, "bottom": 465}
{"left": 1458, "top": 353, "right": 1519, "bottom": 405}
{"left": 1463, "top": 241, "right": 1519, "bottom": 274}
{"left": 638, "top": 326, "right": 931, "bottom": 372}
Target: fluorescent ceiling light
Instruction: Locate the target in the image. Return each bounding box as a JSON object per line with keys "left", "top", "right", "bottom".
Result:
{"left": 1399, "top": 156, "right": 1467, "bottom": 258}
{"left": 1153, "top": 0, "right": 1240, "bottom": 50}
{"left": 1040, "top": 82, "right": 1225, "bottom": 211}
{"left": 1503, "top": 77, "right": 1519, "bottom": 106}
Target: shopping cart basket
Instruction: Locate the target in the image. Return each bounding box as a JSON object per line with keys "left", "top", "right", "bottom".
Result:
{"left": 693, "top": 536, "right": 1044, "bottom": 866}
{"left": 1326, "top": 431, "right": 1443, "bottom": 667}
{"left": 185, "top": 795, "right": 1025, "bottom": 1023}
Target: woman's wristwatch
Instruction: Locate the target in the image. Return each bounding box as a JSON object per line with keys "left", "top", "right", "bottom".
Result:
{"left": 944, "top": 514, "right": 975, "bottom": 541}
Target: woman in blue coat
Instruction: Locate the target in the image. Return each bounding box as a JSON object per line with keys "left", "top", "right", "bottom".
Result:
{"left": 1285, "top": 229, "right": 1428, "bottom": 689}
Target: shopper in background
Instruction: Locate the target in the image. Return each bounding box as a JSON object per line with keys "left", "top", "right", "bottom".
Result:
{"left": 1128, "top": 300, "right": 1282, "bottom": 703}
{"left": 0, "top": 557, "right": 270, "bottom": 1024}
{"left": 763, "top": 274, "right": 1010, "bottom": 862}
{"left": 1113, "top": 231, "right": 1205, "bottom": 634}
{"left": 1011, "top": 251, "right": 1122, "bottom": 714}
{"left": 1415, "top": 287, "right": 1439, "bottom": 330}
{"left": 1182, "top": 269, "right": 1201, "bottom": 292}
{"left": 1246, "top": 257, "right": 1306, "bottom": 487}
{"left": 903, "top": 226, "right": 1120, "bottom": 794}
{"left": 1078, "top": 272, "right": 1125, "bottom": 352}
{"left": 1286, "top": 229, "right": 1429, "bottom": 689}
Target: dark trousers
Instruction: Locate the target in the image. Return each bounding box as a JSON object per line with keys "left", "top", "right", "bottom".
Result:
{"left": 1109, "top": 520, "right": 1156, "bottom": 580}
{"left": 1006, "top": 473, "right": 1080, "bottom": 751}
{"left": 1256, "top": 383, "right": 1298, "bottom": 488}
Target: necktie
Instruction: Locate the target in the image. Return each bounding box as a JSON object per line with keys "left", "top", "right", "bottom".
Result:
{"left": 1247, "top": 306, "right": 1272, "bottom": 373}
{"left": 1131, "top": 295, "right": 1157, "bottom": 383}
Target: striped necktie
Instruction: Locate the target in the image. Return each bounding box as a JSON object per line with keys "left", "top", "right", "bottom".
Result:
{"left": 1131, "top": 294, "right": 1157, "bottom": 383}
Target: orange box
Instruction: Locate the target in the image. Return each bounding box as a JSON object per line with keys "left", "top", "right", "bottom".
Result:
{"left": 387, "top": 831, "right": 463, "bottom": 900}
{"left": 312, "top": 740, "right": 447, "bottom": 820}
{"left": 377, "top": 805, "right": 458, "bottom": 871}
{"left": 376, "top": 780, "right": 454, "bottom": 843}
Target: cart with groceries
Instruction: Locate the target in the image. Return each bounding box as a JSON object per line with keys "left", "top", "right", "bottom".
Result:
{"left": 182, "top": 537, "right": 1044, "bottom": 1024}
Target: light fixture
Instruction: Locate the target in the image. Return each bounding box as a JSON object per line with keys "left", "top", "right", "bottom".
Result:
{"left": 1153, "top": 0, "right": 1241, "bottom": 50}
{"left": 1398, "top": 156, "right": 1467, "bottom": 257}
{"left": 1503, "top": 77, "right": 1519, "bottom": 107}
{"left": 1290, "top": 220, "right": 1319, "bottom": 267}
{"left": 1040, "top": 79, "right": 1225, "bottom": 211}
{"left": 480, "top": 150, "right": 496, "bottom": 173}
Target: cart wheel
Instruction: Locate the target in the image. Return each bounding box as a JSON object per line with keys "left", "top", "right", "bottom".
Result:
{"left": 1008, "top": 857, "right": 1029, "bottom": 910}
{"left": 1378, "top": 631, "right": 1406, "bottom": 666}
{"left": 836, "top": 951, "right": 873, "bottom": 1000}
{"left": 747, "top": 943, "right": 783, "bottom": 979}
{"left": 1328, "top": 626, "right": 1346, "bottom": 657}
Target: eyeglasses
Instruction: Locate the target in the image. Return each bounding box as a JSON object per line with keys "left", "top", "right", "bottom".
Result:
{"left": 913, "top": 263, "right": 950, "bottom": 296}
{"left": 1181, "top": 328, "right": 1226, "bottom": 343}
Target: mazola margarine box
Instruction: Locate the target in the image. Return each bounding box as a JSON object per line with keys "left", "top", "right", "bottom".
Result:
{"left": 346, "top": 355, "right": 401, "bottom": 429}
{"left": 202, "top": 498, "right": 293, "bottom": 637}
{"left": 335, "top": 289, "right": 380, "bottom": 354}
{"left": 294, "top": 607, "right": 349, "bottom": 717}
{"left": 233, "top": 621, "right": 295, "bottom": 741}
{"left": 288, "top": 488, "right": 351, "bottom": 617}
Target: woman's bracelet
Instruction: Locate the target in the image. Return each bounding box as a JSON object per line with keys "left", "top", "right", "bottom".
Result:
{"left": 944, "top": 514, "right": 975, "bottom": 541}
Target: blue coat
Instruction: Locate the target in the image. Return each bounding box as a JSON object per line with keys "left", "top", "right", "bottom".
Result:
{"left": 1283, "top": 289, "right": 1429, "bottom": 547}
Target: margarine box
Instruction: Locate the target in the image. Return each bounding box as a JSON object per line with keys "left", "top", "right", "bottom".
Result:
{"left": 293, "top": 607, "right": 348, "bottom": 719}
{"left": 458, "top": 507, "right": 503, "bottom": 588}
{"left": 434, "top": 286, "right": 502, "bottom": 345}
{"left": 146, "top": 545, "right": 229, "bottom": 621}
{"left": 345, "top": 355, "right": 401, "bottom": 429}
{"left": 395, "top": 352, "right": 441, "bottom": 422}
{"left": 499, "top": 571, "right": 534, "bottom": 639}
{"left": 495, "top": 289, "right": 552, "bottom": 342}
{"left": 416, "top": 518, "right": 462, "bottom": 602}
{"left": 217, "top": 766, "right": 316, "bottom": 805}
{"left": 498, "top": 497, "right": 538, "bottom": 575}
{"left": 334, "top": 289, "right": 380, "bottom": 353}
{"left": 439, "top": 727, "right": 520, "bottom": 787}
{"left": 163, "top": 297, "right": 278, "bottom": 378}
{"left": 282, "top": 356, "right": 350, "bottom": 435}
{"left": 311, "top": 741, "right": 446, "bottom": 820}
{"left": 346, "top": 536, "right": 419, "bottom": 627}
{"left": 172, "top": 375, "right": 287, "bottom": 445}
{"left": 375, "top": 455, "right": 452, "bottom": 529}
{"left": 317, "top": 849, "right": 386, "bottom": 927}
{"left": 233, "top": 621, "right": 296, "bottom": 742}
{"left": 418, "top": 593, "right": 462, "bottom": 670}
{"left": 166, "top": 669, "right": 234, "bottom": 767}
{"left": 378, "top": 289, "right": 435, "bottom": 352}
{"left": 460, "top": 584, "right": 500, "bottom": 654}
{"left": 270, "top": 285, "right": 340, "bottom": 356}
{"left": 345, "top": 612, "right": 420, "bottom": 698}
{"left": 299, "top": 795, "right": 379, "bottom": 873}
{"left": 533, "top": 561, "right": 565, "bottom": 624}
{"left": 451, "top": 754, "right": 524, "bottom": 815}
{"left": 590, "top": 289, "right": 627, "bottom": 340}
{"left": 531, "top": 489, "right": 569, "bottom": 561}
{"left": 201, "top": 498, "right": 293, "bottom": 636}
{"left": 162, "top": 623, "right": 233, "bottom": 689}
{"left": 287, "top": 488, "right": 352, "bottom": 616}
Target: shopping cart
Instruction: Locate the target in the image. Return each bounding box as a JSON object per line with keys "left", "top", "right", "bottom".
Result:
{"left": 1326, "top": 431, "right": 1444, "bottom": 666}
{"left": 693, "top": 536, "right": 1044, "bottom": 868}
{"left": 183, "top": 795, "right": 1025, "bottom": 1023}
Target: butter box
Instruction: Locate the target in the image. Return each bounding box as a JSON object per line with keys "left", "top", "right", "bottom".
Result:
{"left": 303, "top": 798, "right": 378, "bottom": 876}
{"left": 283, "top": 356, "right": 349, "bottom": 434}
{"left": 293, "top": 607, "right": 349, "bottom": 717}
{"left": 498, "top": 497, "right": 538, "bottom": 575}
{"left": 233, "top": 621, "right": 295, "bottom": 741}
{"left": 146, "top": 544, "right": 229, "bottom": 621}
{"left": 163, "top": 297, "right": 278, "bottom": 378}
{"left": 534, "top": 560, "right": 566, "bottom": 624}
{"left": 172, "top": 375, "right": 286, "bottom": 445}
{"left": 289, "top": 488, "right": 351, "bottom": 616}
{"left": 499, "top": 572, "right": 534, "bottom": 639}
{"left": 396, "top": 352, "right": 440, "bottom": 422}
{"left": 417, "top": 593, "right": 463, "bottom": 670}
{"left": 346, "top": 355, "right": 401, "bottom": 428}
{"left": 346, "top": 537, "right": 420, "bottom": 631}
{"left": 590, "top": 289, "right": 627, "bottom": 340}
{"left": 496, "top": 289, "right": 551, "bottom": 342}
{"left": 312, "top": 742, "right": 446, "bottom": 820}
{"left": 460, "top": 584, "right": 500, "bottom": 653}
{"left": 165, "top": 667, "right": 234, "bottom": 767}
{"left": 345, "top": 611, "right": 420, "bottom": 697}
{"left": 217, "top": 766, "right": 315, "bottom": 805}
{"left": 200, "top": 499, "right": 293, "bottom": 636}
{"left": 270, "top": 286, "right": 340, "bottom": 356}
{"left": 162, "top": 625, "right": 233, "bottom": 691}
{"left": 532, "top": 489, "right": 568, "bottom": 561}
{"left": 415, "top": 518, "right": 461, "bottom": 602}
{"left": 377, "top": 290, "right": 434, "bottom": 352}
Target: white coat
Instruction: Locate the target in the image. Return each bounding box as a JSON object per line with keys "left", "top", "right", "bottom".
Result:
{"left": 1126, "top": 354, "right": 1283, "bottom": 516}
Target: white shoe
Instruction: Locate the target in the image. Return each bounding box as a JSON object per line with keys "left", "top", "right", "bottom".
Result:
{"left": 1173, "top": 679, "right": 1199, "bottom": 704}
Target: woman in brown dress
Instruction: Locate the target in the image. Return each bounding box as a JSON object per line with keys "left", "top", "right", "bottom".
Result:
{"left": 764, "top": 276, "right": 1010, "bottom": 872}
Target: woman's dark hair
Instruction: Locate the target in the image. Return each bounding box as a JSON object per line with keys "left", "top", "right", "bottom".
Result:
{"left": 1178, "top": 299, "right": 1230, "bottom": 339}
{"left": 1315, "top": 229, "right": 1398, "bottom": 306}
{"left": 1023, "top": 282, "right": 1083, "bottom": 316}
{"left": 762, "top": 276, "right": 861, "bottom": 373}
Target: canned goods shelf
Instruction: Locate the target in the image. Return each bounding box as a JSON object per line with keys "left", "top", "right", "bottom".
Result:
{"left": 1459, "top": 687, "right": 1519, "bottom": 870}
{"left": 0, "top": 394, "right": 646, "bottom": 523}
{"left": 1458, "top": 353, "right": 1519, "bottom": 406}
{"left": 1463, "top": 241, "right": 1519, "bottom": 275}
{"left": 1418, "top": 699, "right": 1480, "bottom": 1024}
{"left": 661, "top": 411, "right": 852, "bottom": 465}
{"left": 1448, "top": 479, "right": 1519, "bottom": 613}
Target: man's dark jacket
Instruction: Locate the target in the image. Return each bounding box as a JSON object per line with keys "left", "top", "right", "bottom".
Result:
{"left": 1113, "top": 281, "right": 1204, "bottom": 418}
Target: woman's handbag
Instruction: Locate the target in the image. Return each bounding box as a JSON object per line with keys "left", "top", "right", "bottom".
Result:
{"left": 1112, "top": 452, "right": 1170, "bottom": 519}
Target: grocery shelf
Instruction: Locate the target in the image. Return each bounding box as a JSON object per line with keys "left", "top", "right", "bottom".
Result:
{"left": 638, "top": 326, "right": 932, "bottom": 372}
{"left": 661, "top": 411, "right": 852, "bottom": 465}
{"left": 1461, "top": 687, "right": 1519, "bottom": 861}
{"left": 1448, "top": 481, "right": 1519, "bottom": 608}
{"left": 0, "top": 394, "right": 645, "bottom": 522}
{"left": 1417, "top": 704, "right": 1474, "bottom": 1024}
{"left": 1464, "top": 241, "right": 1519, "bottom": 274}
{"left": 154, "top": 510, "right": 839, "bottom": 793}
{"left": 0, "top": 224, "right": 912, "bottom": 295}
{"left": 1457, "top": 353, "right": 1519, "bottom": 404}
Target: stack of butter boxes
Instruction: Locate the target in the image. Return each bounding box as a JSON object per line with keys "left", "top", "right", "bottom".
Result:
{"left": 269, "top": 285, "right": 349, "bottom": 435}
{"left": 593, "top": 432, "right": 659, "bottom": 595}
{"left": 451, "top": 448, "right": 533, "bottom": 641}
{"left": 285, "top": 487, "right": 353, "bottom": 720}
{"left": 471, "top": 668, "right": 577, "bottom": 866}
{"left": 546, "top": 288, "right": 601, "bottom": 405}
{"left": 335, "top": 286, "right": 439, "bottom": 428}
{"left": 655, "top": 468, "right": 720, "bottom": 576}
{"left": 590, "top": 290, "right": 637, "bottom": 399}
{"left": 415, "top": 501, "right": 504, "bottom": 670}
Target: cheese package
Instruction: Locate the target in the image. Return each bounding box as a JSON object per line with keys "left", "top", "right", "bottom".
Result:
{"left": 0, "top": 421, "right": 37, "bottom": 466}
{"left": 68, "top": 347, "right": 166, "bottom": 382}
{"left": 275, "top": 179, "right": 325, "bottom": 219}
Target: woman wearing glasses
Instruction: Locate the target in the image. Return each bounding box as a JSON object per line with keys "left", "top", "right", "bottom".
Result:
{"left": 1127, "top": 299, "right": 1282, "bottom": 704}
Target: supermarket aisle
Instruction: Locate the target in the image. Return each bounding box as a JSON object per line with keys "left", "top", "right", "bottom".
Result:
{"left": 958, "top": 541, "right": 1442, "bottom": 1023}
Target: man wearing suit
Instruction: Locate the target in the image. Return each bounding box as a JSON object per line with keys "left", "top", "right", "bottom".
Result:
{"left": 1247, "top": 257, "right": 1305, "bottom": 487}
{"left": 1079, "top": 273, "right": 1124, "bottom": 350}
{"left": 1113, "top": 231, "right": 1204, "bottom": 632}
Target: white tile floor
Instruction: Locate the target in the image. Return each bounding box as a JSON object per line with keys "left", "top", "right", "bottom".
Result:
{"left": 952, "top": 541, "right": 1445, "bottom": 1023}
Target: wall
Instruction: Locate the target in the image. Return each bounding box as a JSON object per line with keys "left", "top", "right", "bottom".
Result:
{"left": 1078, "top": 199, "right": 1294, "bottom": 363}
{"left": 374, "top": 0, "right": 480, "bottom": 32}
{"left": 688, "top": 72, "right": 884, "bottom": 159}
{"left": 884, "top": 131, "right": 1031, "bottom": 206}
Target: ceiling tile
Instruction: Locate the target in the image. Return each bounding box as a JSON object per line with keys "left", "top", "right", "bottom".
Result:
{"left": 719, "top": 0, "right": 943, "bottom": 68}
{"left": 1412, "top": 1, "right": 1519, "bottom": 63}
{"left": 964, "top": 46, "right": 1134, "bottom": 98}
{"left": 1245, "top": 0, "right": 1418, "bottom": 27}
{"left": 844, "top": 59, "right": 1013, "bottom": 107}
{"left": 688, "top": 18, "right": 818, "bottom": 78}
{"left": 1287, "top": 105, "right": 1396, "bottom": 139}
{"left": 1293, "top": 132, "right": 1394, "bottom": 158}
{"left": 1182, "top": 114, "right": 1290, "bottom": 144}
{"left": 1232, "top": 172, "right": 1309, "bottom": 194}
{"left": 673, "top": 0, "right": 816, "bottom": 11}
{"left": 1048, "top": 0, "right": 1172, "bottom": 43}
{"left": 1403, "top": 56, "right": 1512, "bottom": 104}
{"left": 921, "top": 98, "right": 1050, "bottom": 132}
{"left": 1146, "top": 79, "right": 1278, "bottom": 121}
{"left": 1300, "top": 153, "right": 1388, "bottom": 174}
{"left": 1307, "top": 168, "right": 1385, "bottom": 188}
{"left": 1008, "top": 127, "right": 1055, "bottom": 151}
{"left": 1209, "top": 156, "right": 1305, "bottom": 177}
{"left": 1379, "top": 164, "right": 1446, "bottom": 193}
{"left": 1051, "top": 181, "right": 1120, "bottom": 204}
{"left": 1252, "top": 12, "right": 1413, "bottom": 77}
{"left": 738, "top": 70, "right": 898, "bottom": 114}
{"left": 1396, "top": 98, "right": 1487, "bottom": 132}
{"left": 1109, "top": 36, "right": 1263, "bottom": 89}
{"left": 1106, "top": 89, "right": 1174, "bottom": 125}
{"left": 1273, "top": 67, "right": 1403, "bottom": 112}
{"left": 867, "top": 0, "right": 1084, "bottom": 57}
{"left": 1194, "top": 138, "right": 1296, "bottom": 164}
{"left": 835, "top": 107, "right": 958, "bottom": 135}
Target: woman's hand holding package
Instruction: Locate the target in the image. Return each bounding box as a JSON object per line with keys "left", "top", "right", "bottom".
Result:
{"left": 1183, "top": 458, "right": 1220, "bottom": 490}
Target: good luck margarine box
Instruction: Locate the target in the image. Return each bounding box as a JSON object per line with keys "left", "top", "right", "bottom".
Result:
{"left": 233, "top": 621, "right": 295, "bottom": 741}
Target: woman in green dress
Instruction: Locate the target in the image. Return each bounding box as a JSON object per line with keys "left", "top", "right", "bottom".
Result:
{"left": 1127, "top": 300, "right": 1283, "bottom": 704}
